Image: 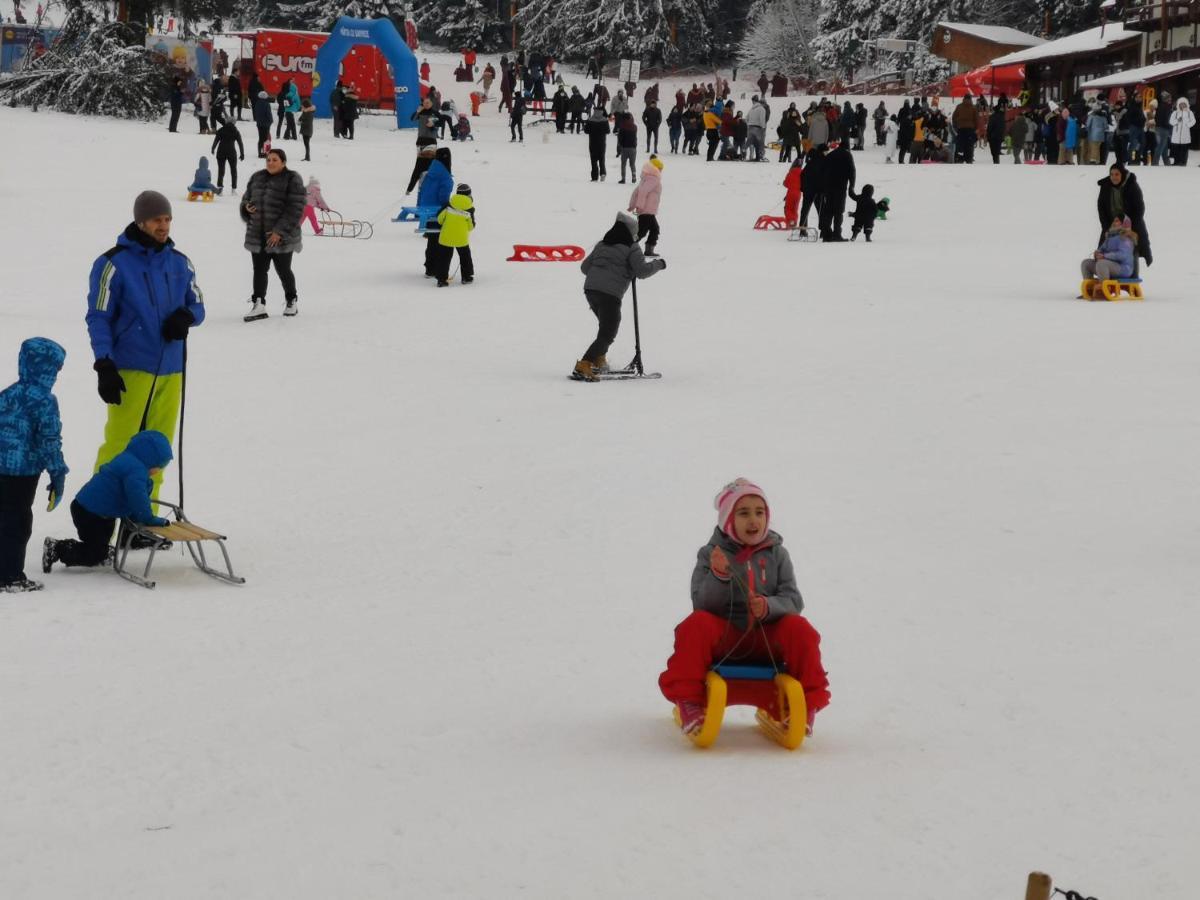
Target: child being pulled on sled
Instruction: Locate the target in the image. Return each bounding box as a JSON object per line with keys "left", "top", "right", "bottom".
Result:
{"left": 0, "top": 337, "right": 68, "bottom": 592}
{"left": 42, "top": 430, "right": 173, "bottom": 574}
{"left": 1081, "top": 216, "right": 1137, "bottom": 294}
{"left": 302, "top": 176, "right": 329, "bottom": 235}
{"left": 848, "top": 183, "right": 879, "bottom": 241}
{"left": 659, "top": 478, "right": 830, "bottom": 737}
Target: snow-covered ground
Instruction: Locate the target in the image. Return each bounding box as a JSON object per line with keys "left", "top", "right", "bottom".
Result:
{"left": 2, "top": 52, "right": 1198, "bottom": 899}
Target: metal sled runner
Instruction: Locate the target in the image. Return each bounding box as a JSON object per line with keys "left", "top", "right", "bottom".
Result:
{"left": 787, "top": 226, "right": 819, "bottom": 243}
{"left": 316, "top": 208, "right": 373, "bottom": 240}
{"left": 114, "top": 501, "right": 245, "bottom": 590}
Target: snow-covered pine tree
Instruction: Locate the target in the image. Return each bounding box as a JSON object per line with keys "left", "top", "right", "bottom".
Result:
{"left": 516, "top": 0, "right": 660, "bottom": 61}
{"left": 435, "top": 0, "right": 504, "bottom": 52}
{"left": 281, "top": 0, "right": 404, "bottom": 32}
{"left": 737, "top": 0, "right": 820, "bottom": 76}
{"left": 0, "top": 0, "right": 172, "bottom": 119}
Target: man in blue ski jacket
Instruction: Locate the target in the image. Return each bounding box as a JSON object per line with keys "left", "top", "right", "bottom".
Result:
{"left": 86, "top": 190, "right": 205, "bottom": 502}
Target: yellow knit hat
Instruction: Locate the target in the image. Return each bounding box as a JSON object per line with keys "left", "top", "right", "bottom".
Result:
{"left": 650, "top": 156, "right": 664, "bottom": 171}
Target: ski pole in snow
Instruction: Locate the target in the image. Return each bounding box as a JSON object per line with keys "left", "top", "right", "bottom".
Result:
{"left": 178, "top": 339, "right": 187, "bottom": 511}
{"left": 627, "top": 277, "right": 645, "bottom": 376}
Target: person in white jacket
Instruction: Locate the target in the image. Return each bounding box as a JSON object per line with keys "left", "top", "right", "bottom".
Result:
{"left": 1168, "top": 98, "right": 1196, "bottom": 166}
{"left": 883, "top": 115, "right": 899, "bottom": 163}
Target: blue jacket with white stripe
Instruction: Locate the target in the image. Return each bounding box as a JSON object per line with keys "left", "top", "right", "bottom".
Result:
{"left": 86, "top": 224, "right": 206, "bottom": 375}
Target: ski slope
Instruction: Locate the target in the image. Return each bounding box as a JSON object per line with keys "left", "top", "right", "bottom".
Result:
{"left": 1, "top": 53, "right": 1198, "bottom": 899}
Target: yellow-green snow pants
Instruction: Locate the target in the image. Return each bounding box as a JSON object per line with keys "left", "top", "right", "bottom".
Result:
{"left": 93, "top": 369, "right": 181, "bottom": 501}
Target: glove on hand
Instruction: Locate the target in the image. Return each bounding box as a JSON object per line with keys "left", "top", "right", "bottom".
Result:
{"left": 94, "top": 359, "right": 126, "bottom": 405}
{"left": 47, "top": 471, "right": 66, "bottom": 511}
{"left": 658, "top": 258, "right": 667, "bottom": 270}
{"left": 152, "top": 516, "right": 171, "bottom": 527}
{"left": 162, "top": 307, "right": 195, "bottom": 341}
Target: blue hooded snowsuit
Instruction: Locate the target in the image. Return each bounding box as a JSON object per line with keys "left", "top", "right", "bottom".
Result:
{"left": 0, "top": 338, "right": 68, "bottom": 481}
{"left": 76, "top": 430, "right": 173, "bottom": 525}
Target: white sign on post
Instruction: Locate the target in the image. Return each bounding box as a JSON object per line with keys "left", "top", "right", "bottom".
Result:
{"left": 618, "top": 58, "right": 641, "bottom": 83}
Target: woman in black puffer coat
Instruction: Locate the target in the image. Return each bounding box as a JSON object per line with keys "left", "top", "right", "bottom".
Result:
{"left": 1097, "top": 162, "right": 1152, "bottom": 267}
{"left": 240, "top": 148, "right": 307, "bottom": 319}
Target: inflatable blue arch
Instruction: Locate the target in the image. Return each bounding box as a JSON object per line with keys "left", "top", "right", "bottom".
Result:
{"left": 310, "top": 16, "right": 419, "bottom": 129}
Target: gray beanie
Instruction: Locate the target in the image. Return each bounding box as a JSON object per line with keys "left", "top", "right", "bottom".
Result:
{"left": 133, "top": 190, "right": 172, "bottom": 223}
{"left": 615, "top": 210, "right": 638, "bottom": 238}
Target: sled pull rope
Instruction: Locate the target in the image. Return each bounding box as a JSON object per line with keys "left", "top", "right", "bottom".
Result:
{"left": 711, "top": 563, "right": 782, "bottom": 673}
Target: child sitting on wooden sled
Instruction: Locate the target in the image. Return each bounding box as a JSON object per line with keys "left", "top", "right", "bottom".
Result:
{"left": 42, "top": 430, "right": 173, "bottom": 573}
{"left": 301, "top": 176, "right": 329, "bottom": 235}
{"left": 1081, "top": 216, "right": 1137, "bottom": 289}
{"left": 659, "top": 478, "right": 830, "bottom": 737}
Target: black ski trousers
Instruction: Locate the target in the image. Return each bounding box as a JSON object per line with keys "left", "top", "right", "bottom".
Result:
{"left": 251, "top": 251, "right": 297, "bottom": 300}
{"left": 168, "top": 104, "right": 182, "bottom": 132}
{"left": 637, "top": 214, "right": 659, "bottom": 248}
{"left": 583, "top": 289, "right": 621, "bottom": 362}
{"left": 216, "top": 153, "right": 238, "bottom": 190}
{"left": 0, "top": 474, "right": 38, "bottom": 583}
{"left": 433, "top": 244, "right": 474, "bottom": 282}
{"left": 590, "top": 147, "right": 607, "bottom": 181}
{"left": 53, "top": 500, "right": 115, "bottom": 568}
{"left": 819, "top": 190, "right": 846, "bottom": 238}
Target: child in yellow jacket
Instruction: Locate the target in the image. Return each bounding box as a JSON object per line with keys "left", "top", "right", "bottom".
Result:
{"left": 434, "top": 184, "right": 475, "bottom": 287}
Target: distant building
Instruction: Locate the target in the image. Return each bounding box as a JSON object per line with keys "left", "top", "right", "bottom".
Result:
{"left": 931, "top": 22, "right": 1045, "bottom": 74}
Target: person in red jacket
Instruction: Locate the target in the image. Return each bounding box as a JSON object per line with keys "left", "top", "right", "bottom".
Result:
{"left": 659, "top": 478, "right": 830, "bottom": 738}
{"left": 419, "top": 58, "right": 431, "bottom": 82}
{"left": 783, "top": 158, "right": 802, "bottom": 227}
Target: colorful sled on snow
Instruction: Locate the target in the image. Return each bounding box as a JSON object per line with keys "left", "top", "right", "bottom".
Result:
{"left": 507, "top": 244, "right": 585, "bottom": 262}
{"left": 1080, "top": 276, "right": 1144, "bottom": 301}
{"left": 753, "top": 215, "right": 789, "bottom": 230}
{"left": 673, "top": 665, "right": 807, "bottom": 750}
{"left": 393, "top": 205, "right": 440, "bottom": 233}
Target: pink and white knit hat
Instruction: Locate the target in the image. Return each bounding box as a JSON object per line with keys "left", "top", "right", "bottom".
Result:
{"left": 714, "top": 478, "right": 769, "bottom": 543}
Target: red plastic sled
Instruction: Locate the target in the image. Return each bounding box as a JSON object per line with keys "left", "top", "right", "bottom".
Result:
{"left": 1024, "top": 159, "right": 1047, "bottom": 165}
{"left": 507, "top": 244, "right": 586, "bottom": 262}
{"left": 753, "top": 215, "right": 789, "bottom": 230}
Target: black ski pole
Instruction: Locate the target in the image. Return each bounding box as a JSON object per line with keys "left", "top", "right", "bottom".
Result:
{"left": 628, "top": 277, "right": 644, "bottom": 376}
{"left": 178, "top": 338, "right": 187, "bottom": 512}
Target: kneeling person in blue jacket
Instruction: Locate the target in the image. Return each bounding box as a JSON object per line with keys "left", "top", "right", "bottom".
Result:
{"left": 43, "top": 431, "right": 173, "bottom": 572}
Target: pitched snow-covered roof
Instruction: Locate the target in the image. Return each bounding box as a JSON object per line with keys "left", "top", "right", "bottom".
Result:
{"left": 991, "top": 24, "right": 1138, "bottom": 66}
{"left": 1079, "top": 58, "right": 1200, "bottom": 89}
{"left": 937, "top": 22, "right": 1045, "bottom": 47}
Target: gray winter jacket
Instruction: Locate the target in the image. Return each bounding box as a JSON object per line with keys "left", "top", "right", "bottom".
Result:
{"left": 746, "top": 101, "right": 768, "bottom": 129}
{"left": 691, "top": 527, "right": 803, "bottom": 626}
{"left": 808, "top": 111, "right": 829, "bottom": 145}
{"left": 580, "top": 236, "right": 663, "bottom": 298}
{"left": 240, "top": 168, "right": 306, "bottom": 254}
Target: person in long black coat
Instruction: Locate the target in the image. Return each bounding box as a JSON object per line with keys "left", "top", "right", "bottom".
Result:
{"left": 819, "top": 142, "right": 856, "bottom": 241}
{"left": 798, "top": 143, "right": 827, "bottom": 228}
{"left": 1097, "top": 163, "right": 1152, "bottom": 266}
{"left": 168, "top": 77, "right": 183, "bottom": 132}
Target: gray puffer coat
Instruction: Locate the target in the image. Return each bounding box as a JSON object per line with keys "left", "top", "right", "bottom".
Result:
{"left": 240, "top": 167, "right": 306, "bottom": 254}
{"left": 691, "top": 527, "right": 803, "bottom": 628}
{"left": 580, "top": 230, "right": 663, "bottom": 298}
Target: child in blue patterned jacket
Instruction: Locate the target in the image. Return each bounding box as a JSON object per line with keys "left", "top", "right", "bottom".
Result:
{"left": 0, "top": 338, "right": 69, "bottom": 592}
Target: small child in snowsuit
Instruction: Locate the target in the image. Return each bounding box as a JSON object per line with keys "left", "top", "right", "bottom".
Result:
{"left": 188, "top": 157, "right": 217, "bottom": 194}
{"left": 42, "top": 430, "right": 173, "bottom": 574}
{"left": 572, "top": 211, "right": 665, "bottom": 381}
{"left": 876, "top": 197, "right": 891, "bottom": 220}
{"left": 434, "top": 184, "right": 475, "bottom": 287}
{"left": 0, "top": 338, "right": 68, "bottom": 592}
{"left": 627, "top": 155, "right": 663, "bottom": 257}
{"left": 302, "top": 176, "right": 329, "bottom": 235}
{"left": 783, "top": 157, "right": 802, "bottom": 228}
{"left": 659, "top": 478, "right": 830, "bottom": 737}
{"left": 1081, "top": 216, "right": 1137, "bottom": 291}
{"left": 454, "top": 113, "right": 473, "bottom": 141}
{"left": 848, "top": 183, "right": 879, "bottom": 241}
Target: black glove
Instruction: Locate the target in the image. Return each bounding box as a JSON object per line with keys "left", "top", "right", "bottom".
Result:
{"left": 658, "top": 258, "right": 667, "bottom": 270}
{"left": 162, "top": 307, "right": 195, "bottom": 341}
{"left": 94, "top": 358, "right": 126, "bottom": 405}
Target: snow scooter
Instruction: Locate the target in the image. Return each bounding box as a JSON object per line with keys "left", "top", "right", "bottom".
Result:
{"left": 570, "top": 277, "right": 661, "bottom": 381}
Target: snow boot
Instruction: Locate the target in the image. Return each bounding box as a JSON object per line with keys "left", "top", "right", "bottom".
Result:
{"left": 593, "top": 354, "right": 609, "bottom": 374}
{"left": 41, "top": 537, "right": 57, "bottom": 573}
{"left": 677, "top": 701, "right": 705, "bottom": 736}
{"left": 129, "top": 533, "right": 172, "bottom": 551}
{"left": 1, "top": 577, "right": 43, "bottom": 593}
{"left": 644, "top": 244, "right": 658, "bottom": 257}
{"left": 244, "top": 297, "right": 268, "bottom": 322}
{"left": 283, "top": 297, "right": 298, "bottom": 317}
{"left": 462, "top": 276, "right": 474, "bottom": 284}
{"left": 571, "top": 359, "right": 599, "bottom": 382}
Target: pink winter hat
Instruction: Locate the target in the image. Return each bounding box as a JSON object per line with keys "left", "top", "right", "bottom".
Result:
{"left": 714, "top": 478, "right": 769, "bottom": 543}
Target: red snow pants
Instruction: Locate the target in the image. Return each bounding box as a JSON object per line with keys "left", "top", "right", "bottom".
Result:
{"left": 784, "top": 190, "right": 801, "bottom": 227}
{"left": 658, "top": 611, "right": 830, "bottom": 712}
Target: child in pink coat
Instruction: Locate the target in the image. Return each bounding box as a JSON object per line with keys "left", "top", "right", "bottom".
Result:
{"left": 659, "top": 478, "right": 830, "bottom": 737}
{"left": 627, "top": 154, "right": 663, "bottom": 256}
{"left": 302, "top": 176, "right": 329, "bottom": 234}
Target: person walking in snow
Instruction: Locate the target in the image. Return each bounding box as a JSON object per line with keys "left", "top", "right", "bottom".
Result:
{"left": 883, "top": 115, "right": 899, "bottom": 163}
{"left": 0, "top": 337, "right": 68, "bottom": 592}
{"left": 340, "top": 85, "right": 359, "bottom": 140}
{"left": 745, "top": 95, "right": 768, "bottom": 162}
{"left": 210, "top": 119, "right": 245, "bottom": 193}
{"left": 433, "top": 184, "right": 476, "bottom": 287}
{"left": 642, "top": 100, "right": 661, "bottom": 153}
{"left": 240, "top": 149, "right": 306, "bottom": 320}
{"left": 1096, "top": 162, "right": 1152, "bottom": 266}
{"left": 848, "top": 184, "right": 879, "bottom": 241}
{"left": 571, "top": 211, "right": 665, "bottom": 382}
{"left": 227, "top": 70, "right": 243, "bottom": 121}
{"left": 417, "top": 146, "right": 454, "bottom": 275}
{"left": 628, "top": 155, "right": 663, "bottom": 256}
{"left": 659, "top": 478, "right": 830, "bottom": 738}
{"left": 299, "top": 97, "right": 315, "bottom": 161}
{"left": 194, "top": 81, "right": 212, "bottom": 134}
{"left": 85, "top": 191, "right": 205, "bottom": 504}
{"left": 253, "top": 90, "right": 273, "bottom": 157}
{"left": 615, "top": 112, "right": 638, "bottom": 182}
{"left": 667, "top": 102, "right": 684, "bottom": 153}
{"left": 1168, "top": 98, "right": 1195, "bottom": 166}
{"left": 585, "top": 108, "right": 610, "bottom": 182}
{"left": 510, "top": 93, "right": 526, "bottom": 142}
{"left": 330, "top": 80, "right": 345, "bottom": 138}
{"left": 168, "top": 76, "right": 183, "bottom": 132}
